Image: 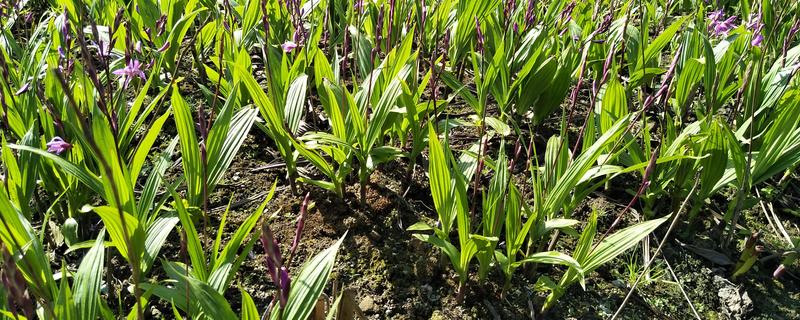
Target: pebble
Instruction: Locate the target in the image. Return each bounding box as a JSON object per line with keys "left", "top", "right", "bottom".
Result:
{"left": 359, "top": 296, "right": 376, "bottom": 312}
{"left": 344, "top": 216, "right": 357, "bottom": 229}
{"left": 714, "top": 275, "right": 753, "bottom": 320}
{"left": 150, "top": 307, "right": 161, "bottom": 318}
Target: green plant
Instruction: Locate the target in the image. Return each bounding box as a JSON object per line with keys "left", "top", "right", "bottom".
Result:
{"left": 538, "top": 210, "right": 668, "bottom": 312}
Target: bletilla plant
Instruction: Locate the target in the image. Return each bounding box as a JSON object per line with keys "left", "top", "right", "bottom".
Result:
{"left": 1, "top": 0, "right": 800, "bottom": 318}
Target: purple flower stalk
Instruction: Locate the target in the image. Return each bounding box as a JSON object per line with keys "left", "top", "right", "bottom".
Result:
{"left": 112, "top": 59, "right": 146, "bottom": 88}
{"left": 260, "top": 193, "right": 311, "bottom": 311}
{"left": 376, "top": 8, "right": 385, "bottom": 47}
{"left": 791, "top": 20, "right": 800, "bottom": 38}
{"left": 46, "top": 136, "right": 71, "bottom": 155}
{"left": 157, "top": 42, "right": 170, "bottom": 52}
{"left": 60, "top": 12, "right": 70, "bottom": 41}
{"left": 475, "top": 18, "right": 484, "bottom": 54}
{"left": 260, "top": 223, "right": 289, "bottom": 308}
{"left": 746, "top": 13, "right": 762, "bottom": 30}
{"left": 388, "top": 0, "right": 396, "bottom": 47}
{"left": 598, "top": 13, "right": 613, "bottom": 34}
{"left": 288, "top": 193, "right": 310, "bottom": 263}
{"left": 278, "top": 266, "right": 291, "bottom": 303}
{"left": 504, "top": 0, "right": 515, "bottom": 19}
{"left": 747, "top": 13, "right": 764, "bottom": 47}
{"left": 559, "top": 2, "right": 576, "bottom": 24}
{"left": 782, "top": 20, "right": 800, "bottom": 66}
{"left": 525, "top": 0, "right": 536, "bottom": 26}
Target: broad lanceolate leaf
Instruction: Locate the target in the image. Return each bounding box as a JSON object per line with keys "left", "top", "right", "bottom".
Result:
{"left": 171, "top": 85, "right": 203, "bottom": 206}
{"left": 277, "top": 233, "right": 347, "bottom": 320}
{"left": 427, "top": 124, "right": 454, "bottom": 234}
{"left": 89, "top": 206, "right": 143, "bottom": 264}
{"left": 73, "top": 230, "right": 106, "bottom": 320}
{"left": 156, "top": 261, "right": 238, "bottom": 319}
{"left": 582, "top": 216, "right": 669, "bottom": 273}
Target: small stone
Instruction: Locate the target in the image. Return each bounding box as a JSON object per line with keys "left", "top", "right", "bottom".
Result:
{"left": 385, "top": 304, "right": 395, "bottom": 316}
{"left": 150, "top": 306, "right": 161, "bottom": 318}
{"left": 359, "top": 296, "right": 376, "bottom": 312}
{"left": 715, "top": 275, "right": 753, "bottom": 320}
{"left": 420, "top": 284, "right": 439, "bottom": 302}
{"left": 344, "top": 216, "right": 357, "bottom": 229}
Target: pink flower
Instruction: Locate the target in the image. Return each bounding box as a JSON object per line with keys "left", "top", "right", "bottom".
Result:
{"left": 281, "top": 41, "right": 298, "bottom": 53}
{"left": 46, "top": 136, "right": 71, "bottom": 155}
{"left": 112, "top": 59, "right": 146, "bottom": 88}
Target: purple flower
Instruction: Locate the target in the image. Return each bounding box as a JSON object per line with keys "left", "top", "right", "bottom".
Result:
{"left": 112, "top": 59, "right": 146, "bottom": 88}
{"left": 713, "top": 20, "right": 731, "bottom": 35}
{"left": 747, "top": 13, "right": 764, "bottom": 47}
{"left": 708, "top": 11, "right": 737, "bottom": 37}
{"left": 717, "top": 16, "right": 737, "bottom": 33}
{"left": 751, "top": 34, "right": 763, "bottom": 47}
{"left": 292, "top": 28, "right": 304, "bottom": 43}
{"left": 260, "top": 223, "right": 289, "bottom": 308}
{"left": 791, "top": 20, "right": 800, "bottom": 37}
{"left": 288, "top": 193, "right": 310, "bottom": 260}
{"left": 475, "top": 18, "right": 484, "bottom": 54}
{"left": 504, "top": 0, "right": 515, "bottom": 18}
{"left": 281, "top": 41, "right": 298, "bottom": 53}
{"left": 746, "top": 13, "right": 762, "bottom": 30}
{"left": 525, "top": 0, "right": 536, "bottom": 25}
{"left": 60, "top": 13, "right": 70, "bottom": 40}
{"left": 46, "top": 137, "right": 71, "bottom": 155}
{"left": 708, "top": 10, "right": 725, "bottom": 23}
